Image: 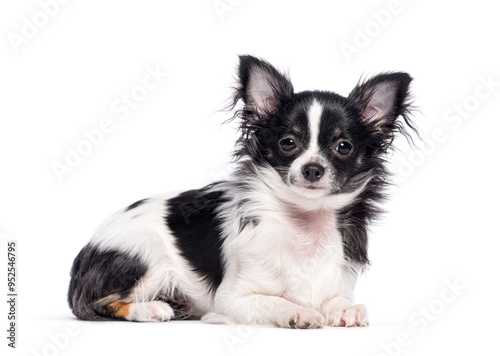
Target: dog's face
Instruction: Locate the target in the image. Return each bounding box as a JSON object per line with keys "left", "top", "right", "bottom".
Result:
{"left": 255, "top": 94, "right": 372, "bottom": 198}
{"left": 235, "top": 56, "right": 413, "bottom": 198}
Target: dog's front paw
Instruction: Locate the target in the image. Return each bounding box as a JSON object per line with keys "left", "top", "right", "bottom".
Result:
{"left": 278, "top": 309, "right": 325, "bottom": 329}
{"left": 325, "top": 304, "right": 368, "bottom": 327}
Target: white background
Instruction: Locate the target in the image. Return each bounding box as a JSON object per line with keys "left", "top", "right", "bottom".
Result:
{"left": 1, "top": 0, "right": 499, "bottom": 355}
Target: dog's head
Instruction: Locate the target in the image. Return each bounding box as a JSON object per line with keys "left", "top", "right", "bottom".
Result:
{"left": 233, "top": 55, "right": 415, "bottom": 199}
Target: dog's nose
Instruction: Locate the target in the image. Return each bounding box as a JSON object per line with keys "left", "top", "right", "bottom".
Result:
{"left": 302, "top": 164, "right": 325, "bottom": 183}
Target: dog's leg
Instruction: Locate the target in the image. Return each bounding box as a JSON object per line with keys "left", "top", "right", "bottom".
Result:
{"left": 321, "top": 296, "right": 368, "bottom": 327}
{"left": 207, "top": 292, "right": 325, "bottom": 329}
{"left": 68, "top": 243, "right": 189, "bottom": 322}
{"left": 110, "top": 300, "right": 175, "bottom": 322}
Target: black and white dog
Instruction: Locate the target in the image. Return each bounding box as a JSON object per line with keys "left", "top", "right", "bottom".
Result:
{"left": 68, "top": 56, "right": 415, "bottom": 328}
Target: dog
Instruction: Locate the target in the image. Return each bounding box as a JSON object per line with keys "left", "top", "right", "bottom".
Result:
{"left": 68, "top": 55, "right": 415, "bottom": 328}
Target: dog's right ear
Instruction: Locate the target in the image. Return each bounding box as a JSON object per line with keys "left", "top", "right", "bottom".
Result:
{"left": 235, "top": 55, "right": 293, "bottom": 122}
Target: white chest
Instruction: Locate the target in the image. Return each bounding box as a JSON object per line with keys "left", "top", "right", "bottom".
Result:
{"left": 237, "top": 208, "right": 352, "bottom": 309}
{"left": 284, "top": 210, "right": 347, "bottom": 308}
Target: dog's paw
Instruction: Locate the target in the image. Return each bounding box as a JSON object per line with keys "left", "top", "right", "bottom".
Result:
{"left": 325, "top": 304, "right": 368, "bottom": 327}
{"left": 277, "top": 309, "right": 325, "bottom": 329}
{"left": 128, "top": 301, "right": 175, "bottom": 322}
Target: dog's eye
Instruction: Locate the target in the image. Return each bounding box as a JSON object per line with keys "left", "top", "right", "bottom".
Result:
{"left": 336, "top": 141, "right": 352, "bottom": 155}
{"left": 280, "top": 138, "right": 296, "bottom": 151}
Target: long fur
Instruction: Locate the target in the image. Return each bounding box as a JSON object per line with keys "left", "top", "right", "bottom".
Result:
{"left": 68, "top": 55, "right": 415, "bottom": 328}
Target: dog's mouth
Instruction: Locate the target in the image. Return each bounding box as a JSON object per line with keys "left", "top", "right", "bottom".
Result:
{"left": 287, "top": 174, "right": 334, "bottom": 197}
{"left": 290, "top": 183, "right": 332, "bottom": 198}
{"left": 288, "top": 176, "right": 330, "bottom": 192}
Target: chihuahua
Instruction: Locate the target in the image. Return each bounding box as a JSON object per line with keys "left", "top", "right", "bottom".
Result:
{"left": 68, "top": 55, "right": 415, "bottom": 328}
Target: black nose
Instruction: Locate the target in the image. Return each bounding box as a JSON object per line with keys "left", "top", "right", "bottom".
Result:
{"left": 302, "top": 164, "right": 325, "bottom": 183}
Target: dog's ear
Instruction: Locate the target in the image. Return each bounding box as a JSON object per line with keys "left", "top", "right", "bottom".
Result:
{"left": 348, "top": 72, "right": 414, "bottom": 137}
{"left": 235, "top": 55, "right": 293, "bottom": 122}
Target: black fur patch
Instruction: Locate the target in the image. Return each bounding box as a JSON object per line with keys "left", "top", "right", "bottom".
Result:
{"left": 165, "top": 184, "right": 228, "bottom": 292}
{"left": 68, "top": 244, "right": 148, "bottom": 320}
{"left": 125, "top": 198, "right": 148, "bottom": 212}
{"left": 231, "top": 56, "right": 415, "bottom": 268}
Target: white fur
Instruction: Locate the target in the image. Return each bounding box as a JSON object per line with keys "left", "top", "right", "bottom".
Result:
{"left": 90, "top": 192, "right": 214, "bottom": 317}
{"left": 126, "top": 301, "right": 175, "bottom": 322}
{"left": 288, "top": 100, "right": 337, "bottom": 197}
{"left": 307, "top": 99, "right": 323, "bottom": 154}
{"left": 208, "top": 164, "right": 363, "bottom": 327}
{"left": 87, "top": 100, "right": 369, "bottom": 327}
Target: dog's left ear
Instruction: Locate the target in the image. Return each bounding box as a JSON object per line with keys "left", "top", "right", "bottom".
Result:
{"left": 235, "top": 55, "right": 294, "bottom": 122}
{"left": 348, "top": 72, "right": 413, "bottom": 135}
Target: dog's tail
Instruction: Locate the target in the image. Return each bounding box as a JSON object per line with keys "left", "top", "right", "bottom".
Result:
{"left": 67, "top": 243, "right": 148, "bottom": 321}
